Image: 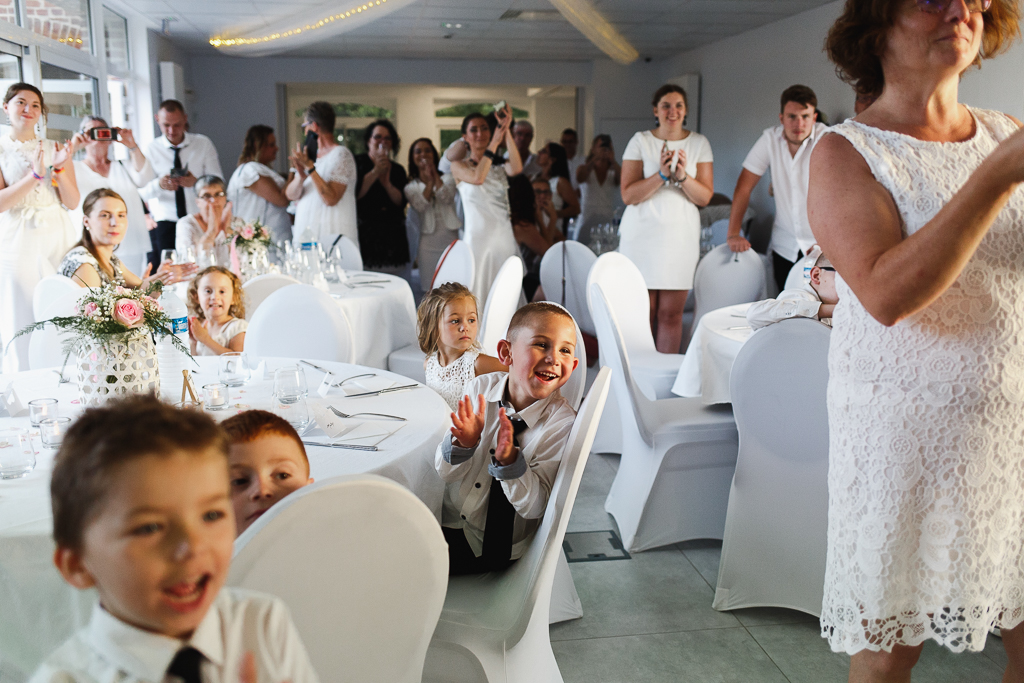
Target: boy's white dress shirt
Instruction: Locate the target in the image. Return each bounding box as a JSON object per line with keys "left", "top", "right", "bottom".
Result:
{"left": 745, "top": 285, "right": 831, "bottom": 329}
{"left": 141, "top": 132, "right": 223, "bottom": 222}
{"left": 435, "top": 372, "right": 577, "bottom": 561}
{"left": 28, "top": 589, "right": 319, "bottom": 683}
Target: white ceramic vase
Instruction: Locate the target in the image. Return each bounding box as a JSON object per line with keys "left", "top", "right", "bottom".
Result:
{"left": 77, "top": 333, "right": 160, "bottom": 407}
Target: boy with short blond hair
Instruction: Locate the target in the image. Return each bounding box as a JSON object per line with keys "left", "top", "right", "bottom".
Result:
{"left": 222, "top": 410, "right": 315, "bottom": 536}
{"left": 32, "top": 395, "right": 319, "bottom": 683}
{"left": 435, "top": 302, "right": 579, "bottom": 574}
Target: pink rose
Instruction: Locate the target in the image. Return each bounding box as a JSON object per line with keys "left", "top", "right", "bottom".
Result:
{"left": 240, "top": 225, "right": 255, "bottom": 240}
{"left": 112, "top": 298, "right": 145, "bottom": 328}
{"left": 82, "top": 301, "right": 99, "bottom": 317}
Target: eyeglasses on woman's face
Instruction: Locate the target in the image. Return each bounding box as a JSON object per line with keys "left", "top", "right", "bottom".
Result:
{"left": 198, "top": 191, "right": 226, "bottom": 201}
{"left": 916, "top": 0, "right": 991, "bottom": 14}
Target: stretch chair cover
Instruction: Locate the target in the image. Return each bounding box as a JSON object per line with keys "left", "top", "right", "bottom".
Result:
{"left": 713, "top": 318, "right": 831, "bottom": 616}
{"left": 387, "top": 343, "right": 428, "bottom": 384}
{"left": 477, "top": 255, "right": 524, "bottom": 357}
{"left": 431, "top": 239, "right": 475, "bottom": 292}
{"left": 241, "top": 273, "right": 300, "bottom": 321}
{"left": 589, "top": 275, "right": 738, "bottom": 552}
{"left": 538, "top": 241, "right": 598, "bottom": 337}
{"left": 691, "top": 243, "right": 766, "bottom": 336}
{"left": 245, "top": 284, "right": 354, "bottom": 362}
{"left": 230, "top": 475, "right": 448, "bottom": 683}
{"left": 32, "top": 275, "right": 80, "bottom": 322}
{"left": 423, "top": 369, "right": 612, "bottom": 683}
{"left": 330, "top": 234, "right": 363, "bottom": 272}
{"left": 28, "top": 289, "right": 84, "bottom": 370}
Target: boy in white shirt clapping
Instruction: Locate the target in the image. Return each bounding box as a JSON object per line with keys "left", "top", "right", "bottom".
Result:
{"left": 30, "top": 396, "right": 319, "bottom": 683}
{"left": 435, "top": 302, "right": 579, "bottom": 575}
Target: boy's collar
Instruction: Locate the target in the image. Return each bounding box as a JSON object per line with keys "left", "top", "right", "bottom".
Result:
{"left": 87, "top": 593, "right": 226, "bottom": 680}
{"left": 484, "top": 373, "right": 558, "bottom": 429}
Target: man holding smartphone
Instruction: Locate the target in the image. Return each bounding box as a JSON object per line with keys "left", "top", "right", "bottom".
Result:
{"left": 140, "top": 99, "right": 223, "bottom": 269}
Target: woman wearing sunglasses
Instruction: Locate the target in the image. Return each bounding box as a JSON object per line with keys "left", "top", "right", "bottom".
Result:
{"left": 809, "top": 1, "right": 1024, "bottom": 680}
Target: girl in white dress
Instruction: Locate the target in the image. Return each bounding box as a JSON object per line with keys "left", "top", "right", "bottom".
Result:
{"left": 186, "top": 265, "right": 247, "bottom": 356}
{"left": 575, "top": 134, "right": 622, "bottom": 244}
{"left": 811, "top": 2, "right": 1024, "bottom": 680}
{"left": 619, "top": 84, "right": 714, "bottom": 354}
{"left": 405, "top": 138, "right": 461, "bottom": 292}
{"left": 0, "top": 83, "right": 79, "bottom": 372}
{"left": 286, "top": 102, "right": 358, "bottom": 249}
{"left": 417, "top": 282, "right": 506, "bottom": 410}
{"left": 227, "top": 125, "right": 292, "bottom": 243}
{"left": 450, "top": 107, "right": 523, "bottom": 306}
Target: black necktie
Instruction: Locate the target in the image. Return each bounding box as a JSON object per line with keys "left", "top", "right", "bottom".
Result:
{"left": 481, "top": 415, "right": 528, "bottom": 567}
{"left": 172, "top": 146, "right": 186, "bottom": 218}
{"left": 167, "top": 646, "right": 203, "bottom": 683}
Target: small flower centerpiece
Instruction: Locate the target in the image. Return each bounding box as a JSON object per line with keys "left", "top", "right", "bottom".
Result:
{"left": 14, "top": 283, "right": 188, "bottom": 406}
{"left": 230, "top": 219, "right": 273, "bottom": 281}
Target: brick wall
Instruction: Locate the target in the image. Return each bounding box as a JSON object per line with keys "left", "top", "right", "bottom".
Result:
{"left": 25, "top": 0, "right": 88, "bottom": 50}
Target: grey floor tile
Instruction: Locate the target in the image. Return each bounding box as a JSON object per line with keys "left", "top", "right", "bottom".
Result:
{"left": 913, "top": 640, "right": 1004, "bottom": 682}
{"left": 552, "top": 627, "right": 790, "bottom": 683}
{"left": 599, "top": 451, "right": 620, "bottom": 472}
{"left": 550, "top": 546, "right": 740, "bottom": 641}
{"left": 732, "top": 606, "right": 819, "bottom": 627}
{"left": 676, "top": 538, "right": 722, "bottom": 589}
{"left": 984, "top": 633, "right": 1008, "bottom": 669}
{"left": 567, "top": 451, "right": 618, "bottom": 533}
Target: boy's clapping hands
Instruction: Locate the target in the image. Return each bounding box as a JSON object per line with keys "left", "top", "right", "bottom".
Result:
{"left": 450, "top": 395, "right": 518, "bottom": 465}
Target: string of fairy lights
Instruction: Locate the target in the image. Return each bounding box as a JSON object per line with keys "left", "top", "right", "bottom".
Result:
{"left": 209, "top": 0, "right": 389, "bottom": 48}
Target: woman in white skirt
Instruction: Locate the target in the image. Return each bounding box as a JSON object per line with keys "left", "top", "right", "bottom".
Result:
{"left": 0, "top": 83, "right": 78, "bottom": 372}
{"left": 619, "top": 84, "right": 714, "bottom": 353}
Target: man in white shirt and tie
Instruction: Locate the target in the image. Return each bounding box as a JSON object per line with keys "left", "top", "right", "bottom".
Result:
{"left": 726, "top": 85, "right": 828, "bottom": 293}
{"left": 141, "top": 99, "right": 223, "bottom": 269}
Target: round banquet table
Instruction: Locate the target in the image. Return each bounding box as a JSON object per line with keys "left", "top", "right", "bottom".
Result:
{"left": 326, "top": 272, "right": 418, "bottom": 370}
{"left": 0, "top": 356, "right": 448, "bottom": 683}
{"left": 672, "top": 302, "right": 753, "bottom": 404}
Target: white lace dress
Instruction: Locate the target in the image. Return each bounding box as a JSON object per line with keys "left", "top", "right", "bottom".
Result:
{"left": 293, "top": 145, "right": 358, "bottom": 249}
{"left": 425, "top": 348, "right": 480, "bottom": 410}
{"left": 821, "top": 108, "right": 1024, "bottom": 655}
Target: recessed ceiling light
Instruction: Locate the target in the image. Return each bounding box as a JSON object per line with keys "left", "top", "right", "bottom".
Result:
{"left": 440, "top": 22, "right": 464, "bottom": 29}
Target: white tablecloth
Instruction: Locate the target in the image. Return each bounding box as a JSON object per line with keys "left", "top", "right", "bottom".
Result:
{"left": 672, "top": 303, "right": 753, "bottom": 404}
{"left": 328, "top": 273, "right": 417, "bottom": 370}
{"left": 0, "top": 357, "right": 448, "bottom": 682}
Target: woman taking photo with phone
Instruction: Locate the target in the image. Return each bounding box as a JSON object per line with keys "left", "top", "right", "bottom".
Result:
{"left": 576, "top": 134, "right": 621, "bottom": 244}
{"left": 619, "top": 84, "right": 714, "bottom": 354}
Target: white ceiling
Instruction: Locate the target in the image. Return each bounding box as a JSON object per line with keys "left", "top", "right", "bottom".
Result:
{"left": 137, "top": 0, "right": 835, "bottom": 61}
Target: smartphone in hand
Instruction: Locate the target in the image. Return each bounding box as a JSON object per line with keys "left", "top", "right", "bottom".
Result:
{"left": 304, "top": 130, "right": 319, "bottom": 162}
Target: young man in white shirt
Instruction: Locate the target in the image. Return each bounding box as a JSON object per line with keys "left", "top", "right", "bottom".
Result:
{"left": 435, "top": 302, "right": 579, "bottom": 574}
{"left": 560, "top": 128, "right": 586, "bottom": 193}
{"left": 31, "top": 396, "right": 319, "bottom": 683}
{"left": 746, "top": 248, "right": 838, "bottom": 329}
{"left": 141, "top": 99, "right": 223, "bottom": 270}
{"left": 726, "top": 85, "right": 829, "bottom": 293}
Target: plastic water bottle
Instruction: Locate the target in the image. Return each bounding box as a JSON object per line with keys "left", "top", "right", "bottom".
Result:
{"left": 156, "top": 289, "right": 189, "bottom": 400}
{"left": 298, "top": 225, "right": 318, "bottom": 252}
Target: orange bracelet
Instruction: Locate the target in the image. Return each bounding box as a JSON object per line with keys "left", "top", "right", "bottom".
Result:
{"left": 52, "top": 166, "right": 65, "bottom": 174}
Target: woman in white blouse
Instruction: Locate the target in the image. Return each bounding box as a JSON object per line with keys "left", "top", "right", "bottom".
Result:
{"left": 404, "top": 138, "right": 460, "bottom": 291}
{"left": 285, "top": 101, "right": 358, "bottom": 249}
{"left": 226, "top": 125, "right": 291, "bottom": 243}
{"left": 175, "top": 175, "right": 244, "bottom": 266}
{"left": 575, "top": 134, "right": 621, "bottom": 244}
{"left": 620, "top": 84, "right": 714, "bottom": 354}
{"left": 70, "top": 117, "right": 154, "bottom": 275}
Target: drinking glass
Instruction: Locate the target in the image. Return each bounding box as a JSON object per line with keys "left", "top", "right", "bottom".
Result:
{"left": 273, "top": 365, "right": 308, "bottom": 404}
{"left": 0, "top": 427, "right": 35, "bottom": 478}
{"left": 202, "top": 383, "right": 230, "bottom": 411}
{"left": 160, "top": 249, "right": 177, "bottom": 264}
{"left": 28, "top": 398, "right": 58, "bottom": 425}
{"left": 39, "top": 417, "right": 71, "bottom": 450}
{"left": 218, "top": 352, "right": 250, "bottom": 387}
{"left": 274, "top": 397, "right": 311, "bottom": 434}
{"left": 175, "top": 400, "right": 201, "bottom": 410}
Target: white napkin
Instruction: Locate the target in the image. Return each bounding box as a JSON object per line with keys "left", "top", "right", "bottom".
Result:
{"left": 310, "top": 402, "right": 403, "bottom": 445}
{"left": 1, "top": 382, "right": 26, "bottom": 417}
{"left": 341, "top": 376, "right": 397, "bottom": 397}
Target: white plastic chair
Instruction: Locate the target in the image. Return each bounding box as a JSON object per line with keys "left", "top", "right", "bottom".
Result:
{"left": 713, "top": 318, "right": 831, "bottom": 616}
{"left": 423, "top": 368, "right": 611, "bottom": 683}
{"left": 589, "top": 280, "right": 738, "bottom": 552}
{"left": 691, "top": 243, "right": 767, "bottom": 333}
{"left": 32, "top": 274, "right": 80, "bottom": 321}
{"left": 431, "top": 239, "right": 475, "bottom": 292}
{"left": 241, "top": 273, "right": 301, "bottom": 321}
{"left": 28, "top": 289, "right": 85, "bottom": 370}
{"left": 245, "top": 284, "right": 355, "bottom": 362}
{"left": 229, "top": 475, "right": 448, "bottom": 683}
{"left": 538, "top": 241, "right": 598, "bottom": 337}
{"left": 477, "top": 255, "right": 524, "bottom": 357}
{"left": 329, "top": 234, "right": 363, "bottom": 272}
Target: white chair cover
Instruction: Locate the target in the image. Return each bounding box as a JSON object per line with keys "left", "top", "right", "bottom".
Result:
{"left": 538, "top": 241, "right": 598, "bottom": 337}
{"left": 245, "top": 284, "right": 354, "bottom": 362}
{"left": 329, "top": 234, "right": 363, "bottom": 272}
{"left": 713, "top": 318, "right": 831, "bottom": 616}
{"left": 423, "top": 369, "right": 612, "bottom": 683}
{"left": 691, "top": 243, "right": 766, "bottom": 334}
{"left": 230, "top": 474, "right": 448, "bottom": 683}
{"left": 387, "top": 343, "right": 427, "bottom": 384}
{"left": 477, "top": 255, "right": 524, "bottom": 357}
{"left": 589, "top": 266, "right": 739, "bottom": 552}
{"left": 431, "top": 239, "right": 475, "bottom": 292}
{"left": 241, "top": 273, "right": 301, "bottom": 321}
{"left": 28, "top": 289, "right": 84, "bottom": 370}
{"left": 32, "top": 275, "right": 79, "bottom": 322}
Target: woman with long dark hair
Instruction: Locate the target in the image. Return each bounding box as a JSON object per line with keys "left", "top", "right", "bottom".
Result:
{"left": 533, "top": 141, "right": 580, "bottom": 228}
{"left": 405, "top": 137, "right": 460, "bottom": 290}
{"left": 227, "top": 124, "right": 291, "bottom": 243}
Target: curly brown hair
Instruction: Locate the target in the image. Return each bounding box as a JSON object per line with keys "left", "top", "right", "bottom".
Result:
{"left": 416, "top": 282, "right": 479, "bottom": 355}
{"left": 187, "top": 265, "right": 246, "bottom": 322}
{"left": 825, "top": 0, "right": 1021, "bottom": 98}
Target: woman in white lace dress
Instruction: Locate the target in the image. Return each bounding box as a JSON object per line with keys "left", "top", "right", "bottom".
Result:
{"left": 286, "top": 101, "right": 358, "bottom": 249}
{"left": 0, "top": 83, "right": 78, "bottom": 372}
{"left": 809, "top": 2, "right": 1024, "bottom": 679}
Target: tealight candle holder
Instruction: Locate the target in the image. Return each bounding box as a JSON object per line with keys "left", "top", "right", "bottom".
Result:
{"left": 28, "top": 398, "right": 58, "bottom": 426}
{"left": 39, "top": 417, "right": 71, "bottom": 449}
{"left": 203, "top": 383, "right": 229, "bottom": 411}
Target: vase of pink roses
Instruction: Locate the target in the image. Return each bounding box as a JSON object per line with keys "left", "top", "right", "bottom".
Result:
{"left": 14, "top": 282, "right": 189, "bottom": 406}
{"left": 230, "top": 219, "right": 272, "bottom": 281}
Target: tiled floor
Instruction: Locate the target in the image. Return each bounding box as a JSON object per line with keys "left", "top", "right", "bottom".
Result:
{"left": 550, "top": 452, "right": 1009, "bottom": 683}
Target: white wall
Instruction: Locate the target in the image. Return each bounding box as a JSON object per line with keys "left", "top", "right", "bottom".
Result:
{"left": 660, "top": 0, "right": 1024, "bottom": 242}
